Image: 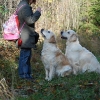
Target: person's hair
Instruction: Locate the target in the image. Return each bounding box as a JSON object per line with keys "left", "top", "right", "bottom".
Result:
{"left": 33, "top": 0, "right": 36, "bottom": 2}
{"left": 29, "top": 0, "right": 36, "bottom": 3}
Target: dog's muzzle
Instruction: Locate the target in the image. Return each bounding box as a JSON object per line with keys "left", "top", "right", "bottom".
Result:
{"left": 61, "top": 36, "right": 67, "bottom": 39}
{"left": 41, "top": 29, "right": 46, "bottom": 38}
{"left": 41, "top": 29, "right": 44, "bottom": 33}
{"left": 60, "top": 31, "right": 63, "bottom": 35}
{"left": 60, "top": 31, "right": 67, "bottom": 39}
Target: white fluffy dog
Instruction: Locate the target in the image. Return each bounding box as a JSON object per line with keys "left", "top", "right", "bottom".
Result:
{"left": 41, "top": 29, "right": 72, "bottom": 81}
{"left": 61, "top": 30, "right": 100, "bottom": 74}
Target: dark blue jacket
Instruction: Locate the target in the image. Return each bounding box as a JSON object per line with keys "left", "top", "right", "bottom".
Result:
{"left": 17, "top": 0, "right": 41, "bottom": 48}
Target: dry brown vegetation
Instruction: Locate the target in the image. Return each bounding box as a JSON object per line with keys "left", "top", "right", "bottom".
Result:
{"left": 0, "top": 0, "right": 100, "bottom": 99}
{"left": 0, "top": 0, "right": 100, "bottom": 54}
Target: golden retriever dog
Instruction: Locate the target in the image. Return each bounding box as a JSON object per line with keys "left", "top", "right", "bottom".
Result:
{"left": 61, "top": 30, "right": 100, "bottom": 74}
{"left": 41, "top": 29, "right": 72, "bottom": 81}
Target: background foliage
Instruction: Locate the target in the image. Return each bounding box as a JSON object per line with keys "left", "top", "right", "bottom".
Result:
{"left": 0, "top": 0, "right": 100, "bottom": 99}
{"left": 0, "top": 0, "right": 100, "bottom": 54}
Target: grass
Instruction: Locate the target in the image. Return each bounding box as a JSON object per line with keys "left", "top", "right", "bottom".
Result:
{"left": 0, "top": 41, "right": 100, "bottom": 100}
{"left": 16, "top": 50, "right": 100, "bottom": 100}
{"left": 16, "top": 72, "right": 100, "bottom": 100}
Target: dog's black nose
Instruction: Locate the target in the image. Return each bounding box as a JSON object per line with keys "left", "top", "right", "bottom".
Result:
{"left": 61, "top": 31, "right": 63, "bottom": 35}
{"left": 41, "top": 29, "right": 44, "bottom": 33}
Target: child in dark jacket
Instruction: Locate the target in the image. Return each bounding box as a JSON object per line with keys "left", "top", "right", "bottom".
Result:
{"left": 17, "top": 0, "right": 41, "bottom": 79}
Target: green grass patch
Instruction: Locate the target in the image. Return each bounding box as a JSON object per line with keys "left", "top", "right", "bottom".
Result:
{"left": 16, "top": 68, "right": 100, "bottom": 100}
{"left": 0, "top": 44, "right": 100, "bottom": 100}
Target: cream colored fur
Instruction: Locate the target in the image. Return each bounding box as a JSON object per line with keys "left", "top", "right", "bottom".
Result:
{"left": 41, "top": 29, "right": 72, "bottom": 81}
{"left": 61, "top": 30, "right": 100, "bottom": 74}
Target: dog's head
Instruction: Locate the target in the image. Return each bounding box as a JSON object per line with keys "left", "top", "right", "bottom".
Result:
{"left": 60, "top": 30, "right": 78, "bottom": 42}
{"left": 41, "top": 29, "right": 56, "bottom": 43}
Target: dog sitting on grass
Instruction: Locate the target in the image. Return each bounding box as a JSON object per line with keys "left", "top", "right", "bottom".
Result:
{"left": 41, "top": 29, "right": 72, "bottom": 81}
{"left": 61, "top": 30, "right": 100, "bottom": 75}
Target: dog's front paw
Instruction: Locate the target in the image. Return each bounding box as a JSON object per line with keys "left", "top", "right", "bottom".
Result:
{"left": 47, "top": 78, "right": 52, "bottom": 81}
{"left": 45, "top": 77, "right": 52, "bottom": 81}
{"left": 61, "top": 74, "right": 64, "bottom": 77}
{"left": 73, "top": 70, "right": 77, "bottom": 75}
{"left": 45, "top": 77, "right": 49, "bottom": 80}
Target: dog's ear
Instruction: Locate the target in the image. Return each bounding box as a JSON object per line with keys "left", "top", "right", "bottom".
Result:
{"left": 70, "top": 34, "right": 78, "bottom": 42}
{"left": 49, "top": 35, "right": 56, "bottom": 43}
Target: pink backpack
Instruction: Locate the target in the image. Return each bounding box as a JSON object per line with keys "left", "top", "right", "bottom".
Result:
{"left": 2, "top": 5, "right": 25, "bottom": 41}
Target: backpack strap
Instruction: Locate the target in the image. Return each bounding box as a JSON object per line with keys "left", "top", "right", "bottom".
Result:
{"left": 19, "top": 22, "right": 25, "bottom": 33}
{"left": 15, "top": 4, "right": 26, "bottom": 34}
{"left": 14, "top": 4, "right": 26, "bottom": 14}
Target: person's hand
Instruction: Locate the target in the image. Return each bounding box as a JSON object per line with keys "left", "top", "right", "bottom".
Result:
{"left": 37, "top": 7, "right": 41, "bottom": 13}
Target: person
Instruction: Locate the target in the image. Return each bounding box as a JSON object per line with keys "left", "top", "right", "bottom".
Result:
{"left": 17, "top": 0, "right": 41, "bottom": 79}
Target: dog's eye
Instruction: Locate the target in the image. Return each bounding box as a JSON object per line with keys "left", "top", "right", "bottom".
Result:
{"left": 48, "top": 31, "right": 50, "bottom": 33}
{"left": 68, "top": 31, "right": 70, "bottom": 34}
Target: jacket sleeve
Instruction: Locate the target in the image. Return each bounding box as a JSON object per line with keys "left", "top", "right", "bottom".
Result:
{"left": 22, "top": 5, "right": 41, "bottom": 25}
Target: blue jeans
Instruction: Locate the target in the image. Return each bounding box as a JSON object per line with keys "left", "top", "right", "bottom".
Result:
{"left": 18, "top": 48, "right": 32, "bottom": 78}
